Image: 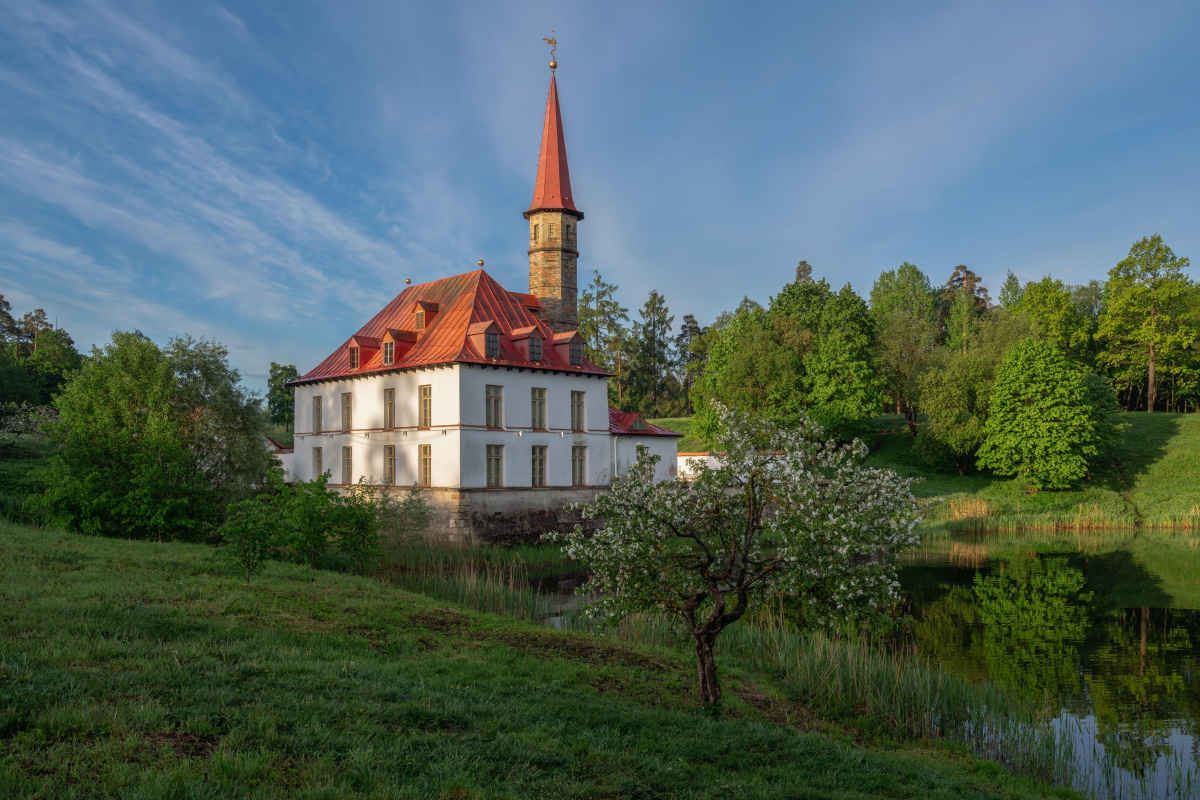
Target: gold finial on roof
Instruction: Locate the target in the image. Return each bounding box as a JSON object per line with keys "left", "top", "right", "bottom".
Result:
{"left": 543, "top": 32, "right": 557, "bottom": 71}
{"left": 478, "top": 259, "right": 485, "bottom": 267}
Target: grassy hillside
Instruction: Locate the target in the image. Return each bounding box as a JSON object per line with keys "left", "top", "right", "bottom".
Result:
{"left": 650, "top": 412, "right": 1200, "bottom": 531}
{"left": 647, "top": 417, "right": 705, "bottom": 453}
{"left": 0, "top": 523, "right": 1073, "bottom": 799}
{"left": 865, "top": 413, "right": 1200, "bottom": 531}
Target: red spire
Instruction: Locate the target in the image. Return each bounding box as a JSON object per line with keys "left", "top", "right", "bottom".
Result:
{"left": 526, "top": 75, "right": 582, "bottom": 219}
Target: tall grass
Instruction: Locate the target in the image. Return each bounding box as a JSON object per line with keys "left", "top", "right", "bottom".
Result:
{"left": 374, "top": 539, "right": 1069, "bottom": 787}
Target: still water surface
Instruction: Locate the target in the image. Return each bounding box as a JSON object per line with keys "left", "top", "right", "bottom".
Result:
{"left": 900, "top": 530, "right": 1200, "bottom": 798}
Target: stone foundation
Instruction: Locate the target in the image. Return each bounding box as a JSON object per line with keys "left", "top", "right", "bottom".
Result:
{"left": 424, "top": 486, "right": 605, "bottom": 545}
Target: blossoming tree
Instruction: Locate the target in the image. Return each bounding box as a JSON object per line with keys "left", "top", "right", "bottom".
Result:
{"left": 552, "top": 406, "right": 922, "bottom": 708}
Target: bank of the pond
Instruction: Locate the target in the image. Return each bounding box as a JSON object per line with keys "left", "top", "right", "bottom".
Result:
{"left": 651, "top": 413, "right": 1200, "bottom": 533}
{"left": 868, "top": 413, "right": 1200, "bottom": 532}
{"left": 0, "top": 522, "right": 1074, "bottom": 800}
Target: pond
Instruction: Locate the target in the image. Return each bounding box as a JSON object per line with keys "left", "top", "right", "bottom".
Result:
{"left": 901, "top": 529, "right": 1200, "bottom": 799}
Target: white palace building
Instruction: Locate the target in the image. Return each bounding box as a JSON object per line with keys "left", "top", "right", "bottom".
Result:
{"left": 280, "top": 62, "right": 679, "bottom": 543}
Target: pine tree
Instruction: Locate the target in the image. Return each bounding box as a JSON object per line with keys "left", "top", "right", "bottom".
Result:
{"left": 577, "top": 270, "right": 630, "bottom": 404}
{"left": 626, "top": 290, "right": 679, "bottom": 417}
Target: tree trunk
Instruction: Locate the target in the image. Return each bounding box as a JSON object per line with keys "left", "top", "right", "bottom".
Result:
{"left": 1148, "top": 340, "right": 1157, "bottom": 413}
{"left": 693, "top": 633, "right": 721, "bottom": 708}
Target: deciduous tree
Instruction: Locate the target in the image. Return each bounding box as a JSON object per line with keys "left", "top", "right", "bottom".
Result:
{"left": 552, "top": 406, "right": 921, "bottom": 708}
{"left": 870, "top": 262, "right": 939, "bottom": 434}
{"left": 34, "top": 331, "right": 274, "bottom": 540}
{"left": 267, "top": 362, "right": 299, "bottom": 432}
{"left": 976, "top": 338, "right": 1104, "bottom": 489}
{"left": 1098, "top": 235, "right": 1195, "bottom": 412}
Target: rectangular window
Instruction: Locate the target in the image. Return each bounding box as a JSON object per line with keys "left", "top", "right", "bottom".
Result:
{"left": 384, "top": 445, "right": 396, "bottom": 485}
{"left": 572, "top": 446, "right": 587, "bottom": 486}
{"left": 531, "top": 445, "right": 547, "bottom": 487}
{"left": 529, "top": 336, "right": 542, "bottom": 362}
{"left": 548, "top": 222, "right": 557, "bottom": 240}
{"left": 415, "top": 309, "right": 425, "bottom": 330}
{"left": 384, "top": 388, "right": 395, "bottom": 429}
{"left": 571, "top": 391, "right": 585, "bottom": 432}
{"left": 341, "top": 446, "right": 353, "bottom": 485}
{"left": 313, "top": 446, "right": 323, "bottom": 479}
{"left": 531, "top": 388, "right": 546, "bottom": 430}
{"left": 486, "top": 444, "right": 504, "bottom": 488}
{"left": 419, "top": 444, "right": 432, "bottom": 487}
{"left": 349, "top": 347, "right": 359, "bottom": 369}
{"left": 383, "top": 340, "right": 394, "bottom": 365}
{"left": 419, "top": 385, "right": 431, "bottom": 428}
{"left": 486, "top": 385, "right": 503, "bottom": 428}
{"left": 569, "top": 341, "right": 582, "bottom": 366}
{"left": 341, "top": 392, "right": 353, "bottom": 431}
{"left": 312, "top": 396, "right": 322, "bottom": 433}
{"left": 485, "top": 331, "right": 500, "bottom": 359}
{"left": 532, "top": 223, "right": 539, "bottom": 241}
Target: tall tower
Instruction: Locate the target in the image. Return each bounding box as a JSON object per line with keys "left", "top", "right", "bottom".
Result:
{"left": 525, "top": 64, "right": 583, "bottom": 333}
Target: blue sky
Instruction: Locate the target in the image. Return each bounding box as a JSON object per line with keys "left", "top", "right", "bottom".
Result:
{"left": 3, "top": 0, "right": 1199, "bottom": 390}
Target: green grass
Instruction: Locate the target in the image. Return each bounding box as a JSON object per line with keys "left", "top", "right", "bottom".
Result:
{"left": 867, "top": 412, "right": 1200, "bottom": 532}
{"left": 0, "top": 437, "right": 49, "bottom": 526}
{"left": 0, "top": 522, "right": 1077, "bottom": 799}
{"left": 648, "top": 417, "right": 705, "bottom": 453}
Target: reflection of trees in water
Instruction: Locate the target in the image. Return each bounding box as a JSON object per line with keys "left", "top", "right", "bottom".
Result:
{"left": 1087, "top": 608, "right": 1196, "bottom": 778}
{"left": 973, "top": 556, "right": 1093, "bottom": 704}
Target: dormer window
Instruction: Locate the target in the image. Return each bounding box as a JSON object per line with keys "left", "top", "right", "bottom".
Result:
{"left": 383, "top": 341, "right": 394, "bottom": 365}
{"left": 415, "top": 309, "right": 425, "bottom": 330}
{"left": 349, "top": 347, "right": 360, "bottom": 369}
{"left": 485, "top": 332, "right": 500, "bottom": 359}
{"left": 529, "top": 336, "right": 542, "bottom": 362}
{"left": 569, "top": 341, "right": 582, "bottom": 366}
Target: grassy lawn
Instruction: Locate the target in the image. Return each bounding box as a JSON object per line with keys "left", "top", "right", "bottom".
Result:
{"left": 863, "top": 412, "right": 1200, "bottom": 530}
{"left": 0, "top": 523, "right": 1075, "bottom": 799}
{"left": 647, "top": 417, "right": 705, "bottom": 453}
{"left": 648, "top": 412, "right": 1198, "bottom": 530}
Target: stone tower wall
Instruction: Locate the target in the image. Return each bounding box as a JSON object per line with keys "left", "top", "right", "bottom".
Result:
{"left": 527, "top": 209, "right": 580, "bottom": 333}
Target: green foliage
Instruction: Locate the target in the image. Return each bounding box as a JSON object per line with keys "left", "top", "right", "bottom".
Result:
{"left": 973, "top": 557, "right": 1093, "bottom": 700}
{"left": 1098, "top": 234, "right": 1196, "bottom": 411}
{"left": 220, "top": 471, "right": 287, "bottom": 582}
{"left": 553, "top": 406, "right": 921, "bottom": 707}
{"left": 0, "top": 295, "right": 81, "bottom": 404}
{"left": 1000, "top": 270, "right": 1025, "bottom": 308}
{"left": 976, "top": 339, "right": 1105, "bottom": 489}
{"left": 870, "top": 262, "right": 939, "bottom": 431}
{"left": 1018, "top": 277, "right": 1093, "bottom": 358}
{"left": 693, "top": 275, "right": 882, "bottom": 444}
{"left": 577, "top": 270, "right": 632, "bottom": 405}
{"left": 0, "top": 522, "right": 1073, "bottom": 800}
{"left": 917, "top": 349, "right": 993, "bottom": 474}
{"left": 266, "top": 362, "right": 299, "bottom": 431}
{"left": 32, "top": 331, "right": 274, "bottom": 541}
{"left": 625, "top": 289, "right": 683, "bottom": 417}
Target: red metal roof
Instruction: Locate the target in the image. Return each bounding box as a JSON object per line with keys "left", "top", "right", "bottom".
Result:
{"left": 293, "top": 270, "right": 608, "bottom": 385}
{"left": 608, "top": 407, "right": 681, "bottom": 437}
{"left": 526, "top": 75, "right": 582, "bottom": 219}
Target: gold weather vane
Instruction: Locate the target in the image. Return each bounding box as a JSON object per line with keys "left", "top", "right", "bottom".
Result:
{"left": 543, "top": 32, "right": 557, "bottom": 71}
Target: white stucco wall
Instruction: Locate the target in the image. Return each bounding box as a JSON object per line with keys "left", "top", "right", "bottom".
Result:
{"left": 291, "top": 365, "right": 462, "bottom": 487}
{"left": 613, "top": 435, "right": 680, "bottom": 483}
{"left": 289, "top": 364, "right": 663, "bottom": 489}
{"left": 457, "top": 364, "right": 610, "bottom": 488}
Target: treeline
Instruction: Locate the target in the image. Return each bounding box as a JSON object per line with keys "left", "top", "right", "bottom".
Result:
{"left": 581, "top": 235, "right": 1198, "bottom": 486}
{"left": 0, "top": 294, "right": 82, "bottom": 405}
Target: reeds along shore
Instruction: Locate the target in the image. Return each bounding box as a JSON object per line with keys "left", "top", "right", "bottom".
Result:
{"left": 374, "top": 537, "right": 1067, "bottom": 787}
{"left": 924, "top": 497, "right": 1200, "bottom": 534}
